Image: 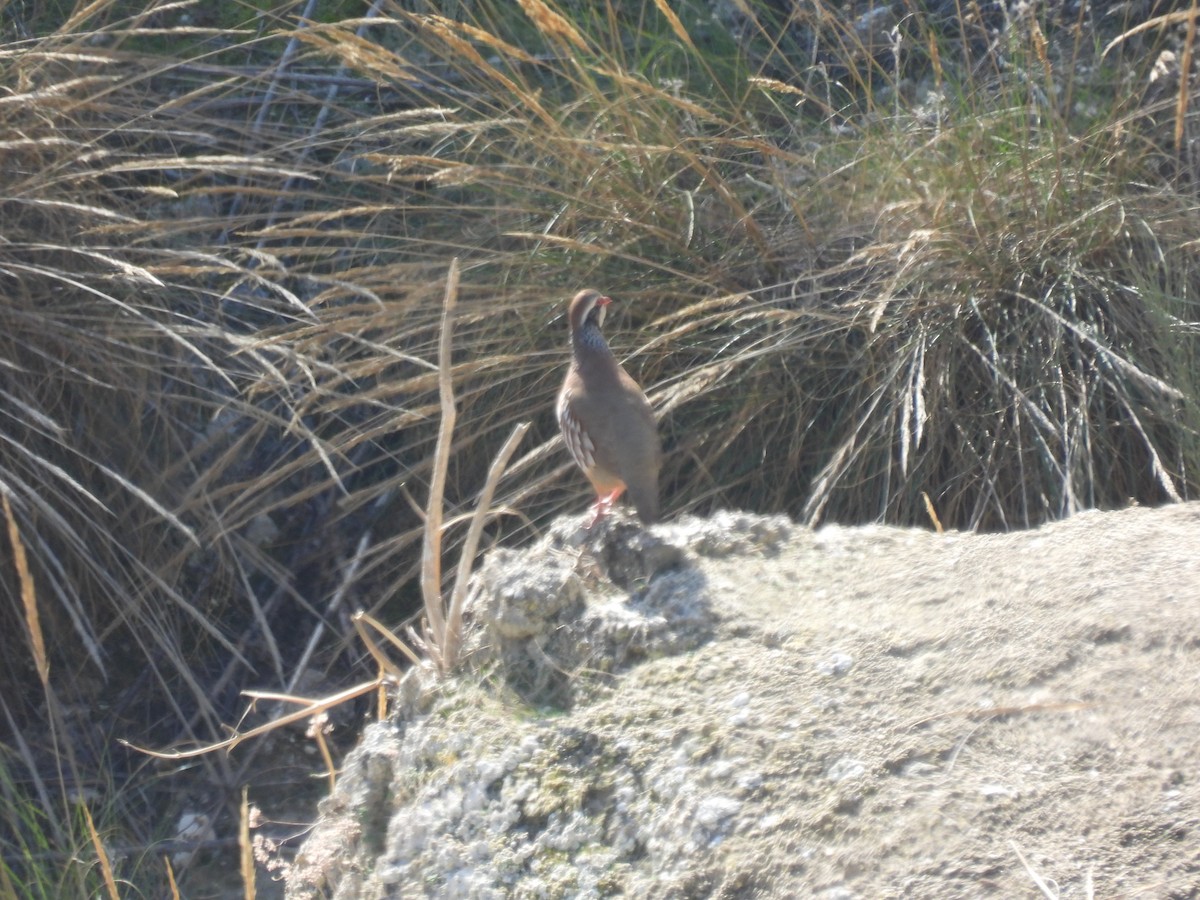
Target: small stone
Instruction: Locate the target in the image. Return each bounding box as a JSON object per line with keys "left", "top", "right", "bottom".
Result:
{"left": 979, "top": 783, "right": 1016, "bottom": 799}
{"left": 816, "top": 652, "right": 854, "bottom": 676}
{"left": 827, "top": 758, "right": 866, "bottom": 781}
{"left": 696, "top": 795, "right": 742, "bottom": 829}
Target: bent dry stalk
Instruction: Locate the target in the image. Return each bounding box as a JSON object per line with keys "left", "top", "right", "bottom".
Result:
{"left": 421, "top": 257, "right": 529, "bottom": 672}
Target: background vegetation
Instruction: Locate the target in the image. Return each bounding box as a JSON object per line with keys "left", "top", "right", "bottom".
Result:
{"left": 1, "top": 0, "right": 1197, "bottom": 893}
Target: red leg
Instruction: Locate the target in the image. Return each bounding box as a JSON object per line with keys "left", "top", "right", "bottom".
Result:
{"left": 587, "top": 486, "right": 625, "bottom": 528}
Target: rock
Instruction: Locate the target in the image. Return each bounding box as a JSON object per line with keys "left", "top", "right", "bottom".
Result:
{"left": 477, "top": 547, "right": 585, "bottom": 641}
{"left": 468, "top": 512, "right": 706, "bottom": 707}
{"left": 286, "top": 502, "right": 1200, "bottom": 899}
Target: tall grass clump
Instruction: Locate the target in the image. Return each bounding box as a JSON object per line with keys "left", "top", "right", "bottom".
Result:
{"left": 2, "top": 0, "right": 1199, "bottom": 892}
{"left": 287, "top": 0, "right": 1199, "bottom": 530}
{"left": 780, "top": 5, "right": 1200, "bottom": 528}
{"left": 0, "top": 6, "right": 403, "bottom": 892}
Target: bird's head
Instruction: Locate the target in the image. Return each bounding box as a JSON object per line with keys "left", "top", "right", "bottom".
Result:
{"left": 569, "top": 288, "right": 612, "bottom": 334}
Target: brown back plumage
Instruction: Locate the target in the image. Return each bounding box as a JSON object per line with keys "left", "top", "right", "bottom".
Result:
{"left": 557, "top": 289, "right": 661, "bottom": 523}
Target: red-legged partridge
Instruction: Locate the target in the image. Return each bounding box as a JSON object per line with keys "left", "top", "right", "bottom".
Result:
{"left": 557, "top": 289, "right": 661, "bottom": 525}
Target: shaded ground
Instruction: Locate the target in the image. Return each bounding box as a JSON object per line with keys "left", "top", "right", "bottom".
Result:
{"left": 285, "top": 502, "right": 1200, "bottom": 898}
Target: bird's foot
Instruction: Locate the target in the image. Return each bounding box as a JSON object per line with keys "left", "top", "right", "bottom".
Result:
{"left": 585, "top": 488, "right": 624, "bottom": 529}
